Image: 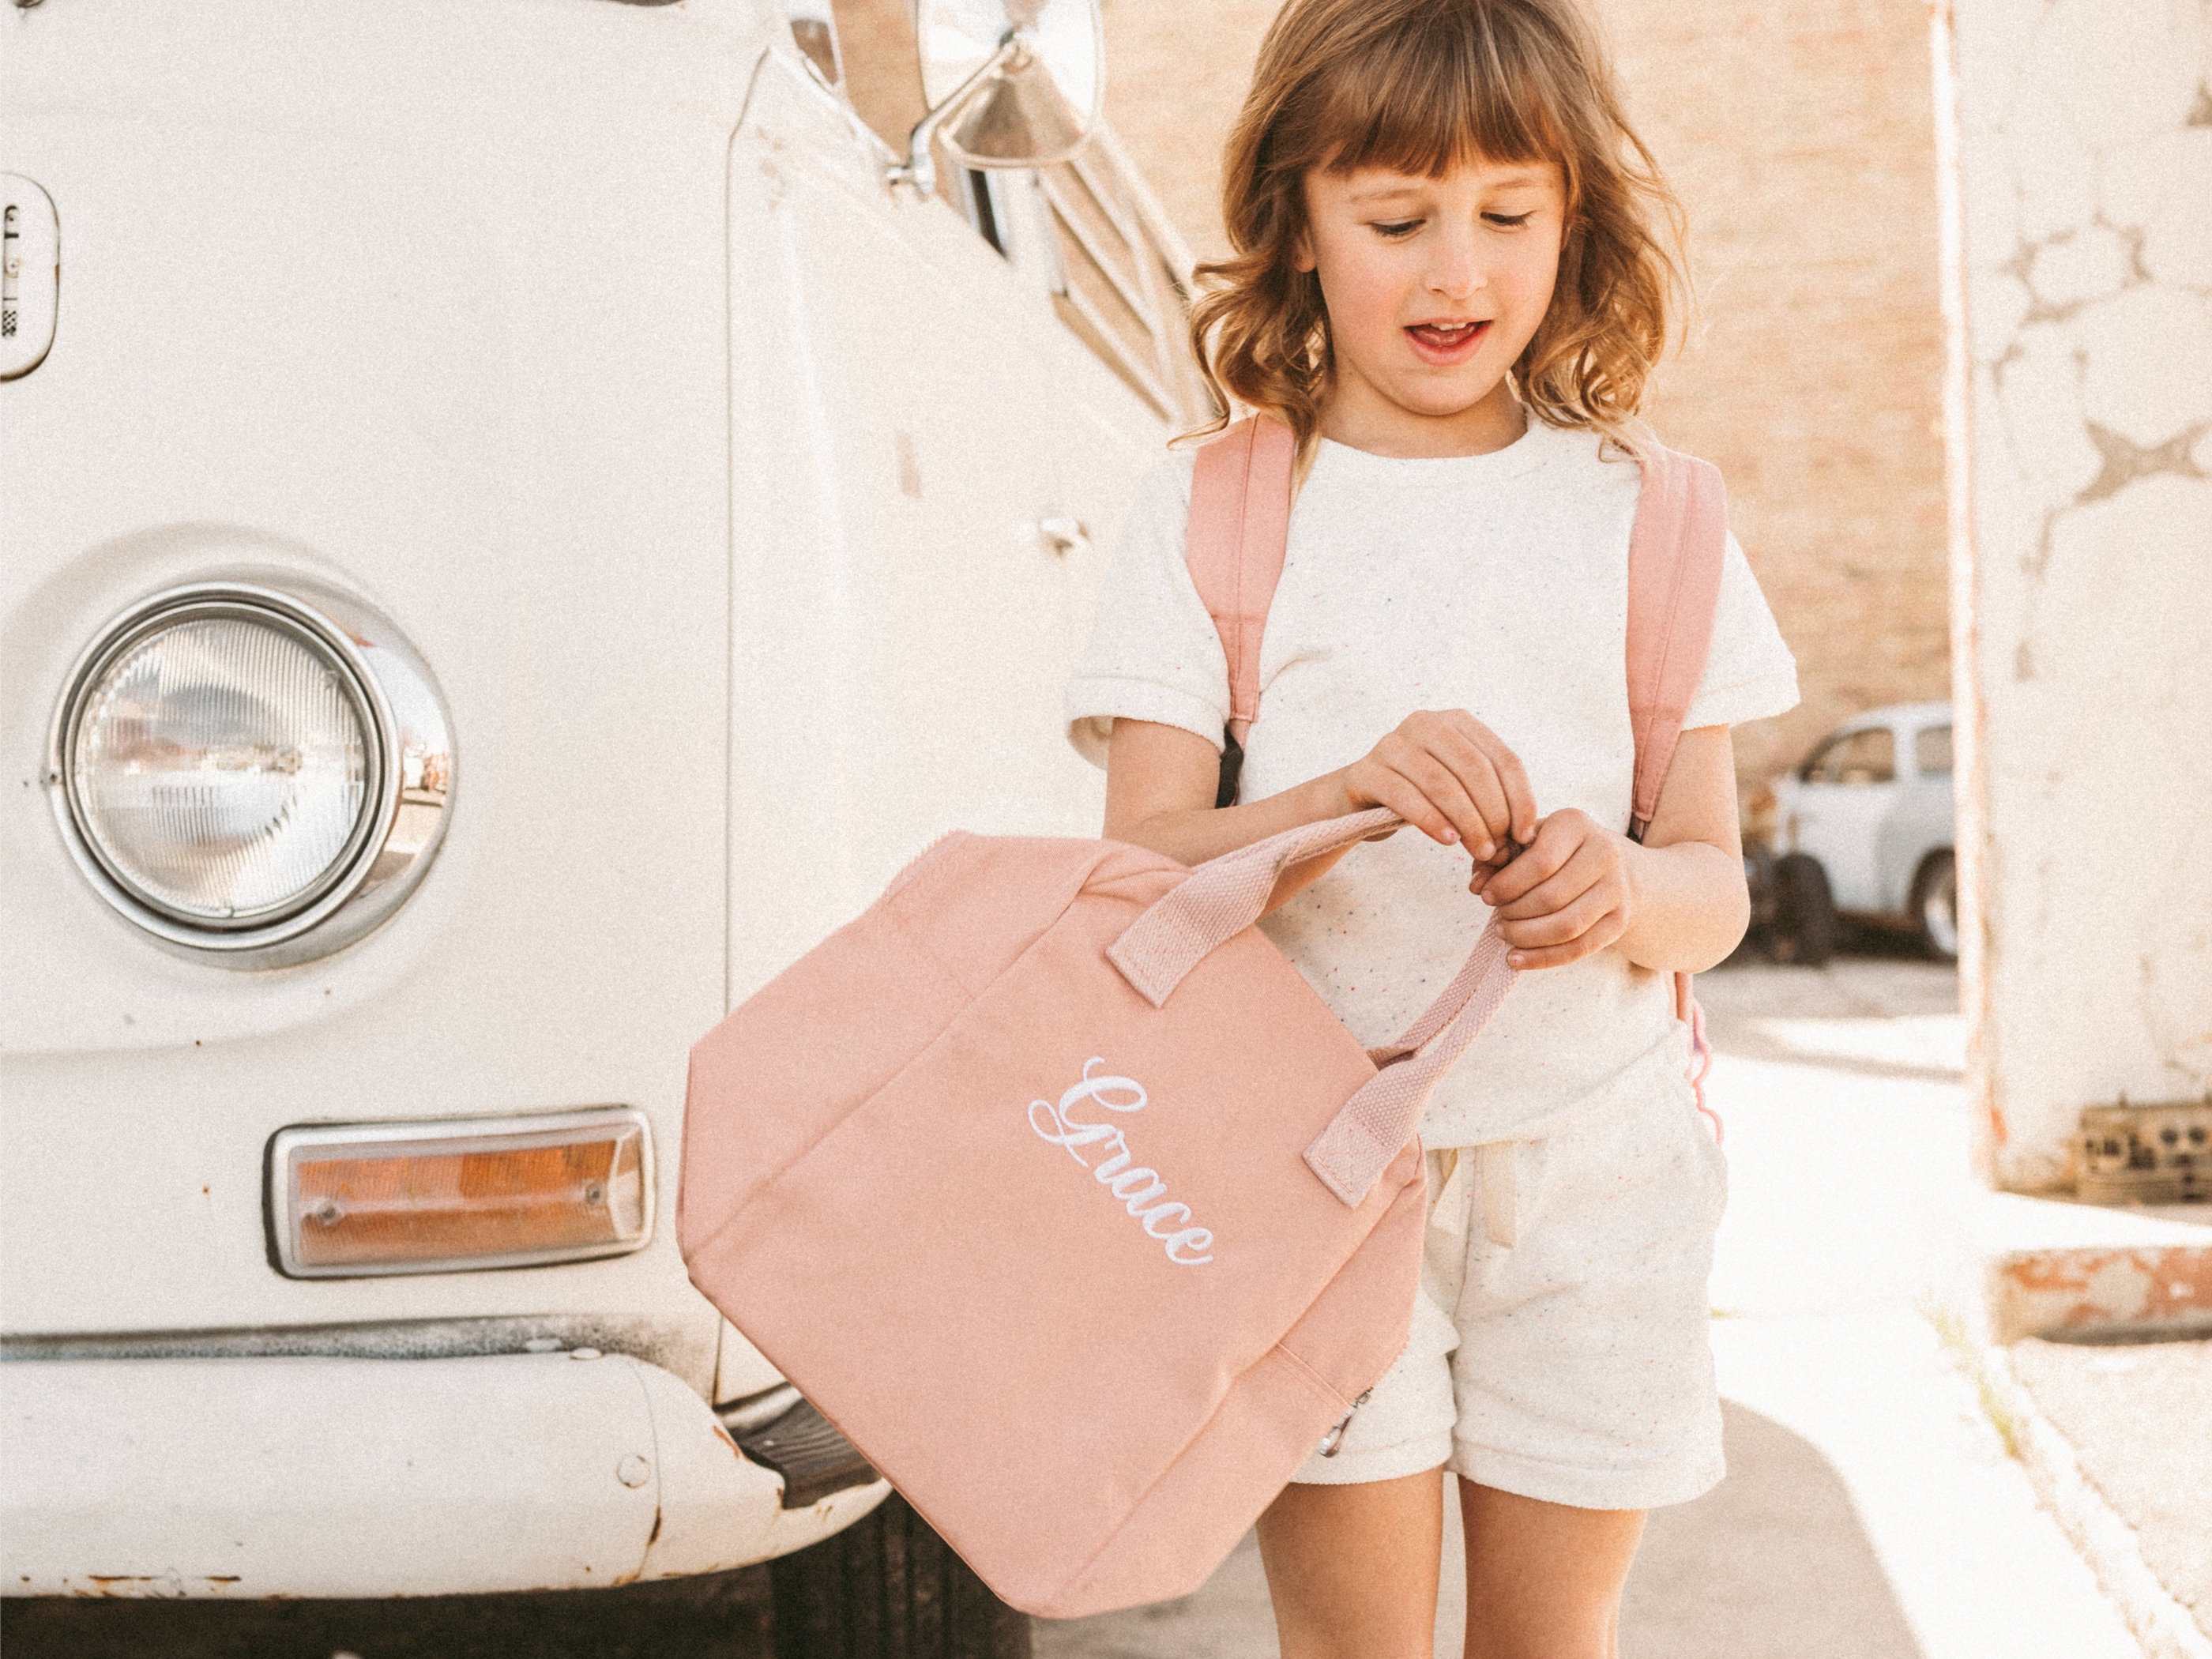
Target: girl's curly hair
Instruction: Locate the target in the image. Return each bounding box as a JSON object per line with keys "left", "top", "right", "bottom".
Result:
{"left": 1189, "top": 0, "right": 1687, "bottom": 456}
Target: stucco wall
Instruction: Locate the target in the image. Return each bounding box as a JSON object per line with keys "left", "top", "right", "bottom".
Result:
{"left": 1100, "top": 0, "right": 1951, "bottom": 792}
{"left": 1939, "top": 0, "right": 2212, "bottom": 1188}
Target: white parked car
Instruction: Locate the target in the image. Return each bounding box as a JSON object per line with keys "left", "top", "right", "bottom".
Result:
{"left": 1747, "top": 702, "right": 1959, "bottom": 963}
{"left": 2, "top": 1, "right": 1198, "bottom": 1648}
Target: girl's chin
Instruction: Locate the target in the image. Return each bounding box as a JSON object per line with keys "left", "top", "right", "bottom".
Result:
{"left": 1379, "top": 372, "right": 1515, "bottom": 422}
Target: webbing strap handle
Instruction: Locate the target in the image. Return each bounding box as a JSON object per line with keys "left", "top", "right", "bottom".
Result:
{"left": 1108, "top": 807, "right": 1521, "bottom": 1207}
{"left": 1302, "top": 924, "right": 1515, "bottom": 1205}
{"left": 1108, "top": 806, "right": 1401, "bottom": 1007}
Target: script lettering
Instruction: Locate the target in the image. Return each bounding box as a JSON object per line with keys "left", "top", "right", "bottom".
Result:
{"left": 1164, "top": 1228, "right": 1214, "bottom": 1266}
{"left": 1027, "top": 1057, "right": 1216, "bottom": 1267}
{"left": 1137, "top": 1202, "right": 1192, "bottom": 1238}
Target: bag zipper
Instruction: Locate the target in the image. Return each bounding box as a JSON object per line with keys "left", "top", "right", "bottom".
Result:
{"left": 1316, "top": 1389, "right": 1373, "bottom": 1458}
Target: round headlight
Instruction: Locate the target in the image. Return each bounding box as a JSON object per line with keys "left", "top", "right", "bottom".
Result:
{"left": 51, "top": 583, "right": 453, "bottom": 965}
{"left": 67, "top": 606, "right": 380, "bottom": 926}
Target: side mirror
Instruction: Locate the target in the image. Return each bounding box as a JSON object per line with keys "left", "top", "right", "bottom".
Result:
{"left": 893, "top": 0, "right": 1103, "bottom": 197}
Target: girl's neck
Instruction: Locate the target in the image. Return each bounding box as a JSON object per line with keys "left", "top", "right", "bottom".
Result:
{"left": 1315, "top": 371, "right": 1529, "bottom": 460}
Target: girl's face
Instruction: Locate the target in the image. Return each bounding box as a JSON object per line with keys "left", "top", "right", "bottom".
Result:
{"left": 1295, "top": 154, "right": 1567, "bottom": 456}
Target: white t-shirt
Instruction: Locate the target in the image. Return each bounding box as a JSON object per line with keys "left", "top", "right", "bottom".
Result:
{"left": 1066, "top": 417, "right": 1800, "bottom": 1146}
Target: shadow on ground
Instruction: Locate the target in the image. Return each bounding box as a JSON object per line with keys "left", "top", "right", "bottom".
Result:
{"left": 1036, "top": 1401, "right": 1925, "bottom": 1659}
{"left": 1621, "top": 1401, "right": 1923, "bottom": 1659}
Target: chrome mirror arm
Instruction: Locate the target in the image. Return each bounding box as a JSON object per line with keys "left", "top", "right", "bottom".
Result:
{"left": 888, "top": 30, "right": 1029, "bottom": 200}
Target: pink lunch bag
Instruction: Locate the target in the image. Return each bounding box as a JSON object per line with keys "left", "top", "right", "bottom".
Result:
{"left": 679, "top": 416, "right": 1729, "bottom": 1620}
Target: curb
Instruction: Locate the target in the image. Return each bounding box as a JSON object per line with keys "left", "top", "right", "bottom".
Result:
{"left": 1977, "top": 1344, "right": 2211, "bottom": 1659}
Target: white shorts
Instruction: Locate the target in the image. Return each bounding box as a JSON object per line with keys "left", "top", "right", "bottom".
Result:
{"left": 1291, "top": 1079, "right": 1729, "bottom": 1511}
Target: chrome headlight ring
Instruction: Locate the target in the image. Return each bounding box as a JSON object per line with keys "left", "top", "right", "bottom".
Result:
{"left": 46, "top": 581, "right": 455, "bottom": 969}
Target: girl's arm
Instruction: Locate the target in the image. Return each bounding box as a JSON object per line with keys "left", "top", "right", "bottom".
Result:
{"left": 1104, "top": 710, "right": 1540, "bottom": 916}
{"left": 1475, "top": 724, "right": 1749, "bottom": 973}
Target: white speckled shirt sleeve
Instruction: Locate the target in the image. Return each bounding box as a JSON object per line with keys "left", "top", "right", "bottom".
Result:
{"left": 1063, "top": 452, "right": 1229, "bottom": 769}
{"left": 1682, "top": 532, "right": 1800, "bottom": 729}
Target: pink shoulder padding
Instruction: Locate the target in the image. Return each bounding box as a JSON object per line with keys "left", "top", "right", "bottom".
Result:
{"left": 1624, "top": 446, "right": 1729, "bottom": 838}
{"left": 1187, "top": 416, "right": 1296, "bottom": 743}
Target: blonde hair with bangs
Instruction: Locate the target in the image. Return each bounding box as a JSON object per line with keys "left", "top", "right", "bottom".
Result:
{"left": 1189, "top": 0, "right": 1686, "bottom": 453}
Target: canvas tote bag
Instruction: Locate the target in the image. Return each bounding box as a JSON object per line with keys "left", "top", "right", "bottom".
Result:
{"left": 682, "top": 802, "right": 1512, "bottom": 1618}
{"left": 680, "top": 416, "right": 1729, "bottom": 1620}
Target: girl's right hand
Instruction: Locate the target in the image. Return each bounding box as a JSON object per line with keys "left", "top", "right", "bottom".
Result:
{"left": 1334, "top": 710, "right": 1539, "bottom": 863}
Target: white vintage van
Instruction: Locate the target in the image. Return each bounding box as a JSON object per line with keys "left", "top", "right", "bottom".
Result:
{"left": 1, "top": 0, "right": 1202, "bottom": 1648}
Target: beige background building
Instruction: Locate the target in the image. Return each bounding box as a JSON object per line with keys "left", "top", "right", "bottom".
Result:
{"left": 1098, "top": 0, "right": 1952, "bottom": 788}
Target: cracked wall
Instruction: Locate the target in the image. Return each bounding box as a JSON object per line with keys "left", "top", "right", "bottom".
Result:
{"left": 1941, "top": 0, "right": 2212, "bottom": 1189}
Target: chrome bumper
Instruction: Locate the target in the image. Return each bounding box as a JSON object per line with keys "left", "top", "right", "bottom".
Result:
{"left": 1, "top": 1351, "right": 886, "bottom": 1597}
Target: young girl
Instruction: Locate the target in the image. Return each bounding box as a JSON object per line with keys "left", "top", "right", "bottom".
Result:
{"left": 1064, "top": 2, "right": 1799, "bottom": 1654}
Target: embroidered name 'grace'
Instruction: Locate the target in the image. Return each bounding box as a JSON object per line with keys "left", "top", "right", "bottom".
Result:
{"left": 1028, "top": 1057, "right": 1216, "bottom": 1266}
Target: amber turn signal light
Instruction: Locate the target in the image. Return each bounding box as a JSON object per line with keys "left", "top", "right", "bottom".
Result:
{"left": 269, "top": 1109, "right": 653, "bottom": 1277}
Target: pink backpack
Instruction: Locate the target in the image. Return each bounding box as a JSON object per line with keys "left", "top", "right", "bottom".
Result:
{"left": 679, "top": 417, "right": 1727, "bottom": 1620}
{"left": 1189, "top": 416, "right": 1725, "bottom": 1132}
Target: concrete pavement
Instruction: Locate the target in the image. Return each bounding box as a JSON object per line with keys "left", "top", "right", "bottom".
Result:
{"left": 2007, "top": 1337, "right": 2212, "bottom": 1651}
{"left": 1037, "top": 952, "right": 2150, "bottom": 1659}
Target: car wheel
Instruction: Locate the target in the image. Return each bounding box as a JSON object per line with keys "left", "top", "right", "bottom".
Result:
{"left": 1766, "top": 853, "right": 1838, "bottom": 967}
{"left": 1913, "top": 851, "right": 1959, "bottom": 963}
{"left": 772, "top": 1493, "right": 1031, "bottom": 1659}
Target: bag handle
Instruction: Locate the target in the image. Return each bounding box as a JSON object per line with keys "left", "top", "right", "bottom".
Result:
{"left": 1107, "top": 806, "right": 1401, "bottom": 1006}
{"left": 1108, "top": 807, "right": 1520, "bottom": 1207}
{"left": 1303, "top": 923, "right": 1515, "bottom": 1205}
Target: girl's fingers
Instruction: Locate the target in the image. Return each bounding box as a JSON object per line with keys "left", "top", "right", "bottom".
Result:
{"left": 1389, "top": 746, "right": 1497, "bottom": 857}
{"left": 1426, "top": 726, "right": 1515, "bottom": 853}
{"left": 1493, "top": 839, "right": 1615, "bottom": 920}
{"left": 1349, "top": 762, "right": 1461, "bottom": 847}
{"left": 1503, "top": 906, "right": 1628, "bottom": 970}
{"left": 1496, "top": 883, "right": 1618, "bottom": 949}
{"left": 1481, "top": 821, "right": 1577, "bottom": 906}
{"left": 1446, "top": 713, "right": 1539, "bottom": 844}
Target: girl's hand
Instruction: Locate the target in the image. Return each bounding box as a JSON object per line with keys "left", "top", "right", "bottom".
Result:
{"left": 1337, "top": 710, "right": 1538, "bottom": 862}
{"left": 1473, "top": 809, "right": 1634, "bottom": 969}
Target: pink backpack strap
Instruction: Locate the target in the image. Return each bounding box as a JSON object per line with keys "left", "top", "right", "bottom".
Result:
{"left": 1186, "top": 416, "right": 1297, "bottom": 748}
{"left": 1179, "top": 423, "right": 1732, "bottom": 1141}
{"left": 1624, "top": 442, "right": 1730, "bottom": 1142}
{"left": 1624, "top": 444, "right": 1729, "bottom": 841}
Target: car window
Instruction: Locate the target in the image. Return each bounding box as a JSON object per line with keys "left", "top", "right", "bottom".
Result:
{"left": 1915, "top": 724, "right": 1954, "bottom": 777}
{"left": 1805, "top": 726, "right": 1896, "bottom": 785}
{"left": 792, "top": 2, "right": 1213, "bottom": 426}
{"left": 1037, "top": 149, "right": 1214, "bottom": 424}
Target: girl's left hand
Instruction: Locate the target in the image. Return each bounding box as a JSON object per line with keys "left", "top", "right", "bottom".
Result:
{"left": 1470, "top": 809, "right": 1634, "bottom": 969}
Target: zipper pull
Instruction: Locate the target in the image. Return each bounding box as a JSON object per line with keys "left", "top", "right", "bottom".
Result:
{"left": 1316, "top": 1390, "right": 1373, "bottom": 1458}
